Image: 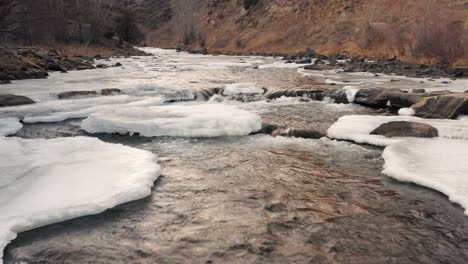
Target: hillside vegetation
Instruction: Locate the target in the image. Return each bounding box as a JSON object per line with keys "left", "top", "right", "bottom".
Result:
{"left": 149, "top": 0, "right": 468, "bottom": 66}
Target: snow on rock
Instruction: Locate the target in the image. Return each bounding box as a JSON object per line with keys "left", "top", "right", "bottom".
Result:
{"left": 382, "top": 138, "right": 468, "bottom": 214}
{"left": 328, "top": 114, "right": 468, "bottom": 215}
{"left": 327, "top": 115, "right": 468, "bottom": 147}
{"left": 398, "top": 107, "right": 415, "bottom": 116}
{"left": 0, "top": 118, "right": 22, "bottom": 136}
{"left": 81, "top": 104, "right": 262, "bottom": 137}
{"left": 0, "top": 136, "right": 160, "bottom": 262}
{"left": 222, "top": 83, "right": 264, "bottom": 95}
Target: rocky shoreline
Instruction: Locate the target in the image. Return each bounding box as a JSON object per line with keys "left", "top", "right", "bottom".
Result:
{"left": 0, "top": 43, "right": 148, "bottom": 84}
{"left": 188, "top": 48, "right": 468, "bottom": 79}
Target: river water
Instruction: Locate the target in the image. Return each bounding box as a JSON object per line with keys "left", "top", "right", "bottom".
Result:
{"left": 2, "top": 49, "right": 468, "bottom": 263}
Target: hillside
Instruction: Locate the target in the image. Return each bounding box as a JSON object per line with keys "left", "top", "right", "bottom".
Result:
{"left": 145, "top": 0, "right": 468, "bottom": 66}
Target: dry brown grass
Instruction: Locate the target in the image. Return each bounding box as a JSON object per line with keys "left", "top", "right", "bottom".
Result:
{"left": 146, "top": 0, "right": 468, "bottom": 66}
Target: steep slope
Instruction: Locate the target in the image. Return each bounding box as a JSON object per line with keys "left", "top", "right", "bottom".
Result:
{"left": 145, "top": 0, "right": 468, "bottom": 66}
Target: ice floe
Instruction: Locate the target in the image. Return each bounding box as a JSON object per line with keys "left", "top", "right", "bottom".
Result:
{"left": 328, "top": 114, "right": 468, "bottom": 215}
{"left": 223, "top": 83, "right": 264, "bottom": 95}
{"left": 0, "top": 136, "right": 160, "bottom": 262}
{"left": 0, "top": 118, "right": 22, "bottom": 136}
{"left": 383, "top": 138, "right": 468, "bottom": 214}
{"left": 81, "top": 104, "right": 262, "bottom": 137}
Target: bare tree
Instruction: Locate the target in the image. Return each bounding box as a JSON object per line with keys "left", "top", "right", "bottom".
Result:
{"left": 0, "top": 0, "right": 21, "bottom": 43}
{"left": 171, "top": 0, "right": 196, "bottom": 45}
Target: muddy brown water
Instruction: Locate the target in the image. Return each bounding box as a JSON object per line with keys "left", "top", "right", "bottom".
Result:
{"left": 3, "top": 50, "right": 468, "bottom": 263}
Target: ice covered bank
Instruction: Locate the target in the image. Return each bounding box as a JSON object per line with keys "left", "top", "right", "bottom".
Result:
{"left": 0, "top": 137, "right": 160, "bottom": 263}
{"left": 328, "top": 115, "right": 468, "bottom": 214}
{"left": 0, "top": 118, "right": 22, "bottom": 136}
{"left": 81, "top": 104, "right": 262, "bottom": 137}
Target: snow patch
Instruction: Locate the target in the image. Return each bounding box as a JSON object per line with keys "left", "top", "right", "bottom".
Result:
{"left": 0, "top": 136, "right": 160, "bottom": 262}
{"left": 0, "top": 118, "right": 22, "bottom": 136}
{"left": 81, "top": 104, "right": 262, "bottom": 137}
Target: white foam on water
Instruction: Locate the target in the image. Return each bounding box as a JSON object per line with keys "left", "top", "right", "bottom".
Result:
{"left": 0, "top": 118, "right": 22, "bottom": 136}
{"left": 328, "top": 114, "right": 468, "bottom": 215}
{"left": 0, "top": 136, "right": 160, "bottom": 262}
{"left": 81, "top": 104, "right": 262, "bottom": 137}
{"left": 383, "top": 138, "right": 468, "bottom": 214}
{"left": 343, "top": 86, "right": 359, "bottom": 103}
{"left": 223, "top": 83, "right": 264, "bottom": 95}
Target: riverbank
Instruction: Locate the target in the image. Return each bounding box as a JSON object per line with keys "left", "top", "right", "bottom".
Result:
{"left": 0, "top": 44, "right": 148, "bottom": 84}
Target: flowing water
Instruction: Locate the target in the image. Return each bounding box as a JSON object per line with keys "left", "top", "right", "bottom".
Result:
{"left": 2, "top": 49, "right": 468, "bottom": 263}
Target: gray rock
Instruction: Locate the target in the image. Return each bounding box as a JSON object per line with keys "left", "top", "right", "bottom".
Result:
{"left": 370, "top": 121, "right": 438, "bottom": 138}
{"left": 273, "top": 128, "right": 324, "bottom": 139}
{"left": 413, "top": 93, "right": 468, "bottom": 119}
{"left": 411, "top": 89, "right": 425, "bottom": 93}
{"left": 47, "top": 63, "right": 67, "bottom": 73}
{"left": 265, "top": 89, "right": 324, "bottom": 100}
{"left": 257, "top": 123, "right": 280, "bottom": 135}
{"left": 96, "top": 64, "right": 109, "bottom": 69}
{"left": 386, "top": 92, "right": 425, "bottom": 109}
{"left": 0, "top": 94, "right": 35, "bottom": 107}
{"left": 58, "top": 91, "right": 98, "bottom": 99}
{"left": 101, "top": 89, "right": 122, "bottom": 96}
{"left": 323, "top": 89, "right": 349, "bottom": 104}
{"left": 354, "top": 88, "right": 391, "bottom": 108}
{"left": 296, "top": 58, "right": 312, "bottom": 64}
{"left": 0, "top": 72, "right": 15, "bottom": 81}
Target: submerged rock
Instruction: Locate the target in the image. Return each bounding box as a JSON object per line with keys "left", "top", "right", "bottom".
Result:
{"left": 370, "top": 121, "right": 438, "bottom": 138}
{"left": 0, "top": 94, "right": 35, "bottom": 107}
{"left": 58, "top": 91, "right": 98, "bottom": 99}
{"left": 413, "top": 93, "right": 468, "bottom": 119}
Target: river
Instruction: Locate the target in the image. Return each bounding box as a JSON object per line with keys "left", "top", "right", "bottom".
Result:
{"left": 2, "top": 49, "right": 468, "bottom": 263}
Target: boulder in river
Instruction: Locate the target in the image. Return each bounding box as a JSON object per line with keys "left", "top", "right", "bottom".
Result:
{"left": 386, "top": 92, "right": 426, "bottom": 109}
{"left": 0, "top": 94, "right": 35, "bottom": 107}
{"left": 411, "top": 89, "right": 425, "bottom": 93}
{"left": 413, "top": 93, "right": 468, "bottom": 119}
{"left": 101, "top": 89, "right": 122, "bottom": 96}
{"left": 47, "top": 62, "right": 67, "bottom": 73}
{"left": 354, "top": 88, "right": 393, "bottom": 108}
{"left": 58, "top": 91, "right": 98, "bottom": 99}
{"left": 273, "top": 128, "right": 324, "bottom": 139}
{"left": 370, "top": 121, "right": 438, "bottom": 138}
{"left": 323, "top": 89, "right": 349, "bottom": 104}
{"left": 265, "top": 88, "right": 324, "bottom": 100}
